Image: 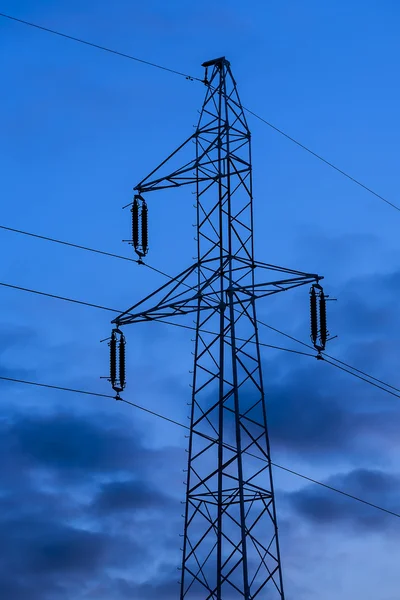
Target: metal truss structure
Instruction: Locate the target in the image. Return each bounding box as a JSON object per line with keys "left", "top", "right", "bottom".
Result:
{"left": 110, "top": 57, "right": 325, "bottom": 599}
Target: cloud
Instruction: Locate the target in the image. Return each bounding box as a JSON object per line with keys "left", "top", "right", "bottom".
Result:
{"left": 0, "top": 323, "right": 42, "bottom": 388}
{"left": 0, "top": 490, "right": 149, "bottom": 600}
{"left": 267, "top": 371, "right": 353, "bottom": 455}
{"left": 261, "top": 280, "right": 400, "bottom": 462}
{"left": 92, "top": 479, "right": 175, "bottom": 514}
{"left": 10, "top": 412, "right": 138, "bottom": 473}
{"left": 10, "top": 523, "right": 107, "bottom": 576}
{"left": 0, "top": 323, "right": 38, "bottom": 354}
{"left": 285, "top": 468, "right": 400, "bottom": 533}
{"left": 264, "top": 266, "right": 400, "bottom": 463}
{"left": 2, "top": 259, "right": 400, "bottom": 598}
{"left": 0, "top": 408, "right": 182, "bottom": 599}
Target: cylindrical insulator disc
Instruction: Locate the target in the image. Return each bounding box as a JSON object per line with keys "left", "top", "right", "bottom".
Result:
{"left": 110, "top": 332, "right": 117, "bottom": 384}
{"left": 132, "top": 199, "right": 139, "bottom": 249}
{"left": 119, "top": 335, "right": 126, "bottom": 389}
{"left": 310, "top": 287, "right": 318, "bottom": 344}
{"left": 320, "top": 292, "right": 327, "bottom": 347}
{"left": 141, "top": 202, "right": 148, "bottom": 254}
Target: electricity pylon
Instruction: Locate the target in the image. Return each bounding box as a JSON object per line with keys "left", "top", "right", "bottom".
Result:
{"left": 108, "top": 57, "right": 326, "bottom": 599}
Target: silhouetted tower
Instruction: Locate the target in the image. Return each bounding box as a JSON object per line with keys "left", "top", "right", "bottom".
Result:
{"left": 108, "top": 57, "right": 328, "bottom": 599}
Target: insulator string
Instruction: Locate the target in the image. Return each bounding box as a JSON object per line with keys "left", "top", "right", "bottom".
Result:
{"left": 310, "top": 284, "right": 329, "bottom": 353}
{"left": 310, "top": 286, "right": 318, "bottom": 345}
{"left": 141, "top": 201, "right": 148, "bottom": 255}
{"left": 132, "top": 197, "right": 139, "bottom": 250}
{"left": 320, "top": 291, "right": 327, "bottom": 348}
{"left": 119, "top": 333, "right": 126, "bottom": 390}
{"left": 110, "top": 331, "right": 117, "bottom": 385}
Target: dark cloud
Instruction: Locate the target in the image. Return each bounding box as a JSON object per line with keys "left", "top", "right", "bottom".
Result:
{"left": 3, "top": 518, "right": 108, "bottom": 576}
{"left": 286, "top": 468, "right": 400, "bottom": 533}
{"left": 267, "top": 374, "right": 353, "bottom": 455}
{"left": 0, "top": 324, "right": 43, "bottom": 386}
{"left": 89, "top": 572, "right": 184, "bottom": 600}
{"left": 264, "top": 267, "right": 400, "bottom": 461}
{"left": 0, "top": 361, "right": 41, "bottom": 392}
{"left": 0, "top": 409, "right": 181, "bottom": 599}
{"left": 2, "top": 260, "right": 400, "bottom": 599}
{"left": 262, "top": 345, "right": 400, "bottom": 465}
{"left": 0, "top": 493, "right": 149, "bottom": 600}
{"left": 30, "top": 530, "right": 105, "bottom": 575}
{"left": 198, "top": 267, "right": 400, "bottom": 467}
{"left": 10, "top": 412, "right": 138, "bottom": 473}
{"left": 92, "top": 479, "right": 175, "bottom": 513}
{"left": 0, "top": 323, "right": 38, "bottom": 352}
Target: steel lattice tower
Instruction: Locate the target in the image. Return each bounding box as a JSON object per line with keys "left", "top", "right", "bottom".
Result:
{"left": 109, "top": 57, "right": 326, "bottom": 600}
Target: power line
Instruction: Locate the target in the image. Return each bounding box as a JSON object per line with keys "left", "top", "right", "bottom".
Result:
{"left": 0, "top": 221, "right": 197, "bottom": 288}
{"left": 1, "top": 12, "right": 399, "bottom": 213}
{"left": 1, "top": 373, "right": 399, "bottom": 520}
{"left": 2, "top": 217, "right": 399, "bottom": 396}
{"left": 322, "top": 357, "right": 400, "bottom": 399}
{"left": 256, "top": 317, "right": 400, "bottom": 397}
{"left": 0, "top": 374, "right": 185, "bottom": 428}
{"left": 0, "top": 224, "right": 140, "bottom": 264}
{"left": 0, "top": 225, "right": 397, "bottom": 513}
{"left": 0, "top": 280, "right": 119, "bottom": 314}
{"left": 322, "top": 351, "right": 400, "bottom": 394}
{"left": 0, "top": 12, "right": 201, "bottom": 82}
{"left": 257, "top": 318, "right": 314, "bottom": 352}
{"left": 0, "top": 222, "right": 200, "bottom": 300}
{"left": 243, "top": 107, "right": 400, "bottom": 213}
{"left": 1, "top": 214, "right": 399, "bottom": 391}
{"left": 3, "top": 273, "right": 400, "bottom": 402}
{"left": 3, "top": 12, "right": 400, "bottom": 549}
{"left": 272, "top": 462, "right": 400, "bottom": 520}
{"left": 0, "top": 278, "right": 314, "bottom": 358}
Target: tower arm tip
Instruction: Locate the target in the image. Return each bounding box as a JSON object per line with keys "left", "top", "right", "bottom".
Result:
{"left": 202, "top": 56, "right": 230, "bottom": 68}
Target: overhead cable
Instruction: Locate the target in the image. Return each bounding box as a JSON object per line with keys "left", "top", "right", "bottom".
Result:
{"left": 1, "top": 12, "right": 399, "bottom": 212}
{"left": 1, "top": 373, "right": 399, "bottom": 520}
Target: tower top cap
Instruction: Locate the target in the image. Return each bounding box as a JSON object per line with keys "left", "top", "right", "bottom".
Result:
{"left": 202, "top": 57, "right": 230, "bottom": 68}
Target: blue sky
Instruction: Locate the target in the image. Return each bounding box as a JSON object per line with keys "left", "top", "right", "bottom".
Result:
{"left": 1, "top": 1, "right": 400, "bottom": 598}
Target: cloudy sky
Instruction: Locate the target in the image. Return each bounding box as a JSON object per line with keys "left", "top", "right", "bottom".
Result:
{"left": 1, "top": 1, "right": 400, "bottom": 598}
